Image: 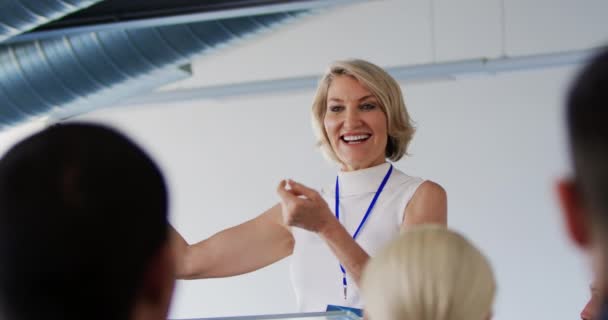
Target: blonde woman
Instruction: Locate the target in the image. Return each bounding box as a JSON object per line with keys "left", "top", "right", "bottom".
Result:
{"left": 170, "top": 59, "right": 447, "bottom": 312}
{"left": 361, "top": 225, "right": 496, "bottom": 320}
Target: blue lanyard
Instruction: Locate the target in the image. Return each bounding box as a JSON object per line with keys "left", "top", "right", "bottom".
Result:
{"left": 334, "top": 163, "right": 393, "bottom": 299}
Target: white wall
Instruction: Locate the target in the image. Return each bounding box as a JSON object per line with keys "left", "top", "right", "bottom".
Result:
{"left": 0, "top": 120, "right": 46, "bottom": 157}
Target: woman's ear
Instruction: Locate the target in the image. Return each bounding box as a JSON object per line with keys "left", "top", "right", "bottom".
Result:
{"left": 556, "top": 178, "right": 591, "bottom": 248}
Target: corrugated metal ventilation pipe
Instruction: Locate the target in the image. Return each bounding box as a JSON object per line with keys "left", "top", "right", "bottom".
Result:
{"left": 0, "top": 9, "right": 309, "bottom": 129}
{"left": 0, "top": 0, "right": 103, "bottom": 43}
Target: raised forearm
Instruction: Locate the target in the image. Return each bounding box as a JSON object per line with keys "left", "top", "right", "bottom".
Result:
{"left": 276, "top": 180, "right": 371, "bottom": 286}
{"left": 318, "top": 218, "right": 370, "bottom": 286}
{"left": 169, "top": 206, "right": 294, "bottom": 280}
{"left": 185, "top": 221, "right": 293, "bottom": 279}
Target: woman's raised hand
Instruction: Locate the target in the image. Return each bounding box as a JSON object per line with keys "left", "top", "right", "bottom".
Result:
{"left": 277, "top": 179, "right": 335, "bottom": 233}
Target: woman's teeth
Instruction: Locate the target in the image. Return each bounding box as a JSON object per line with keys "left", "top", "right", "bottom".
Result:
{"left": 342, "top": 134, "right": 370, "bottom": 143}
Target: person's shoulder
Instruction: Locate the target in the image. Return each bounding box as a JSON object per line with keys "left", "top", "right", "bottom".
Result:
{"left": 403, "top": 180, "right": 447, "bottom": 225}
{"left": 389, "top": 168, "right": 446, "bottom": 202}
{"left": 388, "top": 167, "right": 424, "bottom": 190}
{"left": 414, "top": 180, "right": 446, "bottom": 200}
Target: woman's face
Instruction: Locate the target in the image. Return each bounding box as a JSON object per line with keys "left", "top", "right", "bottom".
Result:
{"left": 324, "top": 75, "right": 388, "bottom": 171}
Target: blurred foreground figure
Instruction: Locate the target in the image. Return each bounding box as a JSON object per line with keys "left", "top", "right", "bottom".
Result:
{"left": 0, "top": 123, "right": 174, "bottom": 320}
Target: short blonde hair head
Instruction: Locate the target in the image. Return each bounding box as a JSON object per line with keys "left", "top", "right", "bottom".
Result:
{"left": 311, "top": 59, "right": 415, "bottom": 164}
{"left": 361, "top": 225, "right": 496, "bottom": 320}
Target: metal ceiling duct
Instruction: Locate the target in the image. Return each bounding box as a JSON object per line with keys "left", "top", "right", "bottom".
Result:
{"left": 0, "top": 10, "right": 310, "bottom": 128}
{"left": 0, "top": 0, "right": 103, "bottom": 43}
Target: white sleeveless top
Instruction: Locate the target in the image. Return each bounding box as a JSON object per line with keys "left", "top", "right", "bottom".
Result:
{"left": 289, "top": 163, "right": 424, "bottom": 312}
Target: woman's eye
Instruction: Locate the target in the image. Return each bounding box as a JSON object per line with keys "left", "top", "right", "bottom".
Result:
{"left": 329, "top": 105, "right": 344, "bottom": 112}
{"left": 361, "top": 103, "right": 376, "bottom": 110}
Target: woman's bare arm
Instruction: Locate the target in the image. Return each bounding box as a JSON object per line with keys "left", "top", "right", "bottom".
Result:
{"left": 170, "top": 204, "right": 294, "bottom": 279}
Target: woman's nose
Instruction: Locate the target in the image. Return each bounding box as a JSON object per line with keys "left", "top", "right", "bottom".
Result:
{"left": 343, "top": 107, "right": 362, "bottom": 128}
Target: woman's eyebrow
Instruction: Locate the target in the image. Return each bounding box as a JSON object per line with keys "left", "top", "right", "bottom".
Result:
{"left": 327, "top": 95, "right": 376, "bottom": 103}
{"left": 358, "top": 94, "right": 374, "bottom": 101}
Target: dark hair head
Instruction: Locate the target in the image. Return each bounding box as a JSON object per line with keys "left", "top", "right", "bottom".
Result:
{"left": 0, "top": 122, "right": 168, "bottom": 320}
{"left": 567, "top": 47, "right": 608, "bottom": 224}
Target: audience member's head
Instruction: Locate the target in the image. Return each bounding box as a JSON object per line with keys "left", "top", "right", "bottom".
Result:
{"left": 0, "top": 123, "right": 174, "bottom": 320}
{"left": 361, "top": 225, "right": 496, "bottom": 320}
{"left": 557, "top": 47, "right": 608, "bottom": 296}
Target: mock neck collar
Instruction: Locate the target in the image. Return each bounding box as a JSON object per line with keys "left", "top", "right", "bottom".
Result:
{"left": 337, "top": 162, "right": 392, "bottom": 196}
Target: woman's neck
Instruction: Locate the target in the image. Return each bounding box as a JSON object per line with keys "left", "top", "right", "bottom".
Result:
{"left": 340, "top": 159, "right": 387, "bottom": 172}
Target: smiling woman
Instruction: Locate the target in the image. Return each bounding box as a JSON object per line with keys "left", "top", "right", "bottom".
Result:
{"left": 312, "top": 60, "right": 415, "bottom": 171}
{"left": 169, "top": 59, "right": 447, "bottom": 313}
{"left": 323, "top": 75, "right": 389, "bottom": 171}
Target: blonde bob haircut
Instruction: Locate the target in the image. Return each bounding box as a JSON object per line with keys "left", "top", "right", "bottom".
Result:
{"left": 311, "top": 59, "right": 415, "bottom": 164}
{"left": 361, "top": 225, "right": 496, "bottom": 320}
